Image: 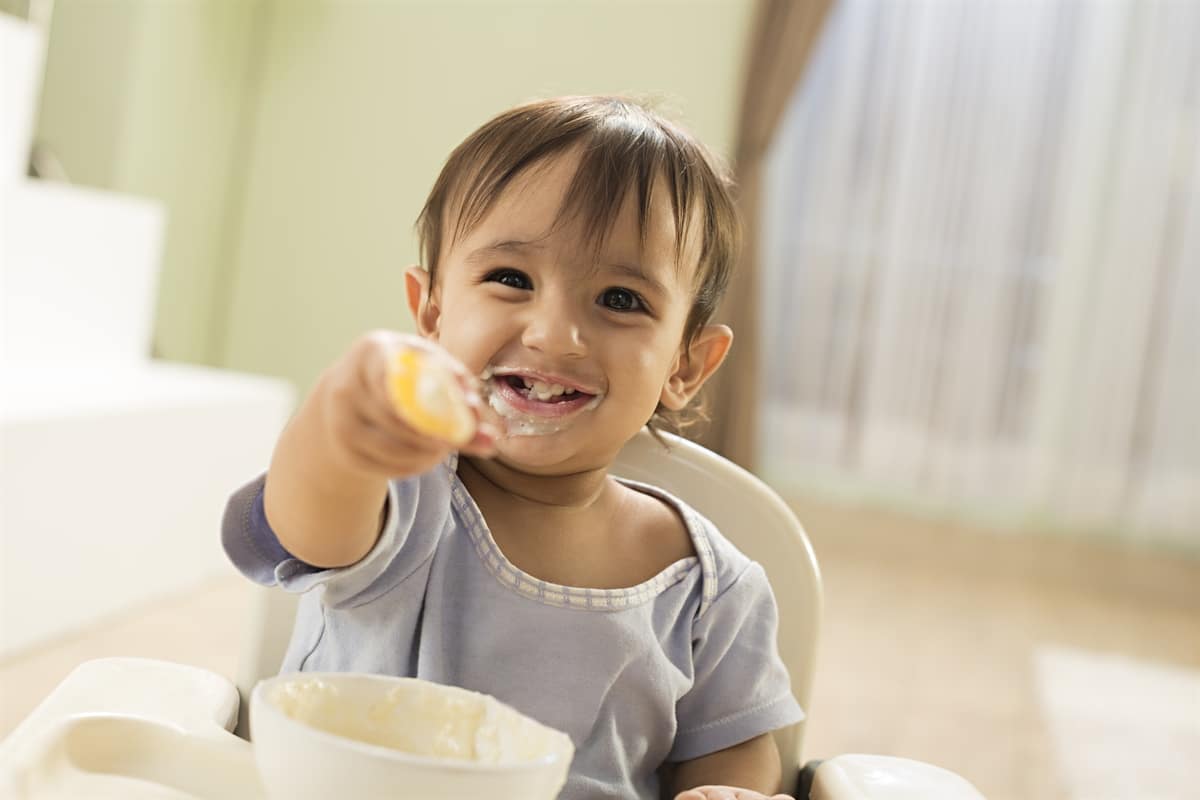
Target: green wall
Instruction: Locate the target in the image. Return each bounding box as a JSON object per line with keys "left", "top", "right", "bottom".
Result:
{"left": 35, "top": 0, "right": 261, "bottom": 365}
{"left": 33, "top": 0, "right": 752, "bottom": 394}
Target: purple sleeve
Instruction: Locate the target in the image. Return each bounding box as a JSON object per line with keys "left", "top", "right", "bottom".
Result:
{"left": 220, "top": 463, "right": 453, "bottom": 604}
{"left": 220, "top": 474, "right": 325, "bottom": 588}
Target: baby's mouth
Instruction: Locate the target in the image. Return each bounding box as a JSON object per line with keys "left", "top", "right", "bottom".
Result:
{"left": 479, "top": 366, "right": 604, "bottom": 435}
{"left": 494, "top": 374, "right": 591, "bottom": 404}
{"left": 481, "top": 366, "right": 599, "bottom": 401}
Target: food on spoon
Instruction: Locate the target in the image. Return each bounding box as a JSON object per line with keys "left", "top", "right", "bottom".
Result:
{"left": 386, "top": 347, "right": 476, "bottom": 446}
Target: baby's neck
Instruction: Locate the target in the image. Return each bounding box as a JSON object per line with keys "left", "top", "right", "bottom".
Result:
{"left": 457, "top": 455, "right": 611, "bottom": 514}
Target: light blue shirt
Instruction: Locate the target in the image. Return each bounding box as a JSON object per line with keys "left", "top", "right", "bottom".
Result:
{"left": 223, "top": 456, "right": 803, "bottom": 799}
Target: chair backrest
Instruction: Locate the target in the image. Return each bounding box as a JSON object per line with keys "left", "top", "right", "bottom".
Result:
{"left": 237, "top": 430, "right": 821, "bottom": 777}
{"left": 608, "top": 430, "right": 821, "bottom": 777}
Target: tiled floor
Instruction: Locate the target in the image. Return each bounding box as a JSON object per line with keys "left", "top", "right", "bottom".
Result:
{"left": 2, "top": 495, "right": 1197, "bottom": 799}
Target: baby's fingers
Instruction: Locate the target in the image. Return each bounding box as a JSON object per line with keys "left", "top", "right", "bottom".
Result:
{"left": 330, "top": 400, "right": 448, "bottom": 475}
{"left": 457, "top": 384, "right": 503, "bottom": 456}
{"left": 674, "top": 789, "right": 791, "bottom": 800}
{"left": 675, "top": 789, "right": 737, "bottom": 800}
{"left": 458, "top": 418, "right": 500, "bottom": 456}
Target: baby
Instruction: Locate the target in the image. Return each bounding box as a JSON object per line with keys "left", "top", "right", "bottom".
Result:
{"left": 223, "top": 96, "right": 801, "bottom": 800}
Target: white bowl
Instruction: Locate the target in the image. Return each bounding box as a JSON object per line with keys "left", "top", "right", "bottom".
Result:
{"left": 250, "top": 673, "right": 573, "bottom": 800}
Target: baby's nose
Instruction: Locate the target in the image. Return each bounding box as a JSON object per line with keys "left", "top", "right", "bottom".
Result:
{"left": 520, "top": 304, "right": 587, "bottom": 357}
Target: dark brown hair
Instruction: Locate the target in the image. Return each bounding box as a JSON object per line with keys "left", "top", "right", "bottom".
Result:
{"left": 416, "top": 96, "right": 740, "bottom": 432}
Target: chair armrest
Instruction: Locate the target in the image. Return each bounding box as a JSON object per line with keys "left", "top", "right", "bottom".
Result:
{"left": 796, "top": 755, "right": 987, "bottom": 799}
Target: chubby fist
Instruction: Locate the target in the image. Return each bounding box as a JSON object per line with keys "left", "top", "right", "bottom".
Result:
{"left": 675, "top": 788, "right": 794, "bottom": 800}
{"left": 313, "top": 330, "right": 499, "bottom": 479}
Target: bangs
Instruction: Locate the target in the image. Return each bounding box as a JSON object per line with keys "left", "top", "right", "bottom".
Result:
{"left": 421, "top": 98, "right": 733, "bottom": 288}
{"left": 455, "top": 125, "right": 695, "bottom": 272}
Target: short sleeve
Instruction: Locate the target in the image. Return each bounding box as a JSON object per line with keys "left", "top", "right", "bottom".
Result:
{"left": 220, "top": 465, "right": 451, "bottom": 605}
{"left": 669, "top": 561, "right": 805, "bottom": 762}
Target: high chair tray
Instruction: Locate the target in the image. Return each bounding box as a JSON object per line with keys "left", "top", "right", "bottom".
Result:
{"left": 1, "top": 658, "right": 989, "bottom": 800}
{"left": 0, "top": 657, "right": 265, "bottom": 799}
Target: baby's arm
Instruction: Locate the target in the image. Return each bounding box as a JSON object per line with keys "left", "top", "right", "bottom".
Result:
{"left": 263, "top": 331, "right": 495, "bottom": 568}
{"left": 667, "top": 732, "right": 790, "bottom": 800}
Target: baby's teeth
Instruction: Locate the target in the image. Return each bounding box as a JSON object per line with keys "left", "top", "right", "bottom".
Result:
{"left": 480, "top": 367, "right": 493, "bottom": 380}
{"left": 529, "top": 380, "right": 569, "bottom": 401}
{"left": 564, "top": 388, "right": 576, "bottom": 395}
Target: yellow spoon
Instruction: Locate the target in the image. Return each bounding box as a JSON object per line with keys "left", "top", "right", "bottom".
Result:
{"left": 385, "top": 347, "right": 476, "bottom": 446}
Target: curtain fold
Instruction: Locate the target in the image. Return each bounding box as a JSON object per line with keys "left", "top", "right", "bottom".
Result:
{"left": 756, "top": 0, "right": 1200, "bottom": 546}
{"left": 702, "top": 0, "right": 834, "bottom": 468}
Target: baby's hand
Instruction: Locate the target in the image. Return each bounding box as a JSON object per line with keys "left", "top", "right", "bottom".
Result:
{"left": 313, "top": 330, "right": 498, "bottom": 479}
{"left": 675, "top": 788, "right": 794, "bottom": 800}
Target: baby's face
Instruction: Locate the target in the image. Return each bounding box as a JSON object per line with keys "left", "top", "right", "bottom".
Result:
{"left": 415, "top": 150, "right": 700, "bottom": 472}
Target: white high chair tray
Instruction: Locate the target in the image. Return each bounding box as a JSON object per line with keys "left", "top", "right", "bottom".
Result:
{"left": 1, "top": 658, "right": 992, "bottom": 800}
{"left": 0, "top": 658, "right": 265, "bottom": 799}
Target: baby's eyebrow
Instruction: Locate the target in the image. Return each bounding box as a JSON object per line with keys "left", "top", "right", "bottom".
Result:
{"left": 604, "top": 262, "right": 669, "bottom": 297}
{"left": 465, "top": 239, "right": 544, "bottom": 263}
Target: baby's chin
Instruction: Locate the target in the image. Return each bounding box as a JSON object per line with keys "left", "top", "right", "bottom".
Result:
{"left": 484, "top": 433, "right": 616, "bottom": 476}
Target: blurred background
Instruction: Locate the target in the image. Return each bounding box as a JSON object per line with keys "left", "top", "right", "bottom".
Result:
{"left": 1, "top": 1, "right": 1196, "bottom": 798}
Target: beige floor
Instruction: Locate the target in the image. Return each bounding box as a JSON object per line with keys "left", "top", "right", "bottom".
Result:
{"left": 794, "top": 496, "right": 1200, "bottom": 800}
{"left": 2, "top": 496, "right": 1198, "bottom": 799}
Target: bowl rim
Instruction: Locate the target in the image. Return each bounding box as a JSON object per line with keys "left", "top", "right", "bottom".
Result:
{"left": 250, "top": 672, "right": 571, "bottom": 775}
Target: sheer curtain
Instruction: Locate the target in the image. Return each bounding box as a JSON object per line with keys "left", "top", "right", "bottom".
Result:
{"left": 759, "top": 0, "right": 1199, "bottom": 550}
{"left": 702, "top": 0, "right": 832, "bottom": 468}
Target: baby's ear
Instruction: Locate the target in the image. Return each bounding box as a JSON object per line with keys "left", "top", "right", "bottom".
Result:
{"left": 405, "top": 265, "right": 441, "bottom": 339}
{"left": 660, "top": 324, "right": 733, "bottom": 411}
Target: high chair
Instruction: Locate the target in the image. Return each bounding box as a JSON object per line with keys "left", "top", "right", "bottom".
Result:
{"left": 235, "top": 429, "right": 985, "bottom": 798}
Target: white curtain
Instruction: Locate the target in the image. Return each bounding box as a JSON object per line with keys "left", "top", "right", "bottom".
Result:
{"left": 759, "top": 0, "right": 1199, "bottom": 550}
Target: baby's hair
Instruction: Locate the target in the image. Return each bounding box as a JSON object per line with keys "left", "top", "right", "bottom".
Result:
{"left": 416, "top": 96, "right": 741, "bottom": 433}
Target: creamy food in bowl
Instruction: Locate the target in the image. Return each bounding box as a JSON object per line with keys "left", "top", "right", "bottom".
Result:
{"left": 251, "top": 673, "right": 573, "bottom": 800}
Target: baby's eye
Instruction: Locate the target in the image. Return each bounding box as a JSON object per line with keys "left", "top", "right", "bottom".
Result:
{"left": 484, "top": 269, "right": 532, "bottom": 290}
{"left": 599, "top": 287, "right": 645, "bottom": 313}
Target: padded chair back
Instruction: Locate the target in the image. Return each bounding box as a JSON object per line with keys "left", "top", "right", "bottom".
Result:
{"left": 237, "top": 430, "right": 821, "bottom": 777}
{"left": 609, "top": 430, "right": 821, "bottom": 778}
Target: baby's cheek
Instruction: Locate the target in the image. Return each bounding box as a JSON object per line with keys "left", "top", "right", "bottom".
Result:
{"left": 438, "top": 313, "right": 493, "bottom": 360}
{"left": 633, "top": 353, "right": 677, "bottom": 409}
